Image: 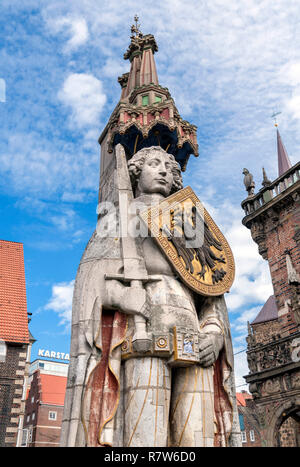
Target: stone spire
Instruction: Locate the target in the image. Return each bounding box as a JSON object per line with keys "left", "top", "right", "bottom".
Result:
{"left": 121, "top": 15, "right": 159, "bottom": 99}
{"left": 262, "top": 167, "right": 271, "bottom": 187}
{"left": 99, "top": 17, "right": 199, "bottom": 171}
{"left": 276, "top": 128, "right": 292, "bottom": 177}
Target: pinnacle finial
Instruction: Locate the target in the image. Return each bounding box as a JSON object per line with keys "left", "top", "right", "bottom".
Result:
{"left": 262, "top": 167, "right": 271, "bottom": 187}
{"left": 130, "top": 15, "right": 142, "bottom": 39}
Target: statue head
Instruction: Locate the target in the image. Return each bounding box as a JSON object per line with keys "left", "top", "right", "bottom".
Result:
{"left": 128, "top": 146, "right": 183, "bottom": 198}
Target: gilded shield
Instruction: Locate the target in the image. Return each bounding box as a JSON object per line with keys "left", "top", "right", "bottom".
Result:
{"left": 139, "top": 186, "right": 235, "bottom": 296}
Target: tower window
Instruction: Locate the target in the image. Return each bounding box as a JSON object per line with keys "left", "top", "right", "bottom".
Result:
{"left": 142, "top": 95, "right": 149, "bottom": 106}
{"left": 155, "top": 95, "right": 162, "bottom": 103}
{"left": 49, "top": 411, "right": 57, "bottom": 420}
{"left": 21, "top": 429, "right": 28, "bottom": 447}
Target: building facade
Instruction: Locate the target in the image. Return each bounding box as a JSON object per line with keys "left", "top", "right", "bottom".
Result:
{"left": 241, "top": 128, "right": 300, "bottom": 446}
{"left": 22, "top": 359, "right": 68, "bottom": 447}
{"left": 0, "top": 240, "right": 33, "bottom": 447}
{"left": 237, "top": 391, "right": 263, "bottom": 447}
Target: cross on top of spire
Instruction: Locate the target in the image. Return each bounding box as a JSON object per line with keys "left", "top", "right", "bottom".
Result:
{"left": 130, "top": 15, "right": 142, "bottom": 39}
{"left": 124, "top": 17, "right": 157, "bottom": 61}
{"left": 271, "top": 110, "right": 281, "bottom": 127}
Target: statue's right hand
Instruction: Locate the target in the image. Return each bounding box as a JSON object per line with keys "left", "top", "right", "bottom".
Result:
{"left": 104, "top": 279, "right": 147, "bottom": 318}
{"left": 121, "top": 284, "right": 147, "bottom": 317}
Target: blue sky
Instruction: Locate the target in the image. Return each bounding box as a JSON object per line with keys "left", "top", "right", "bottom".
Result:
{"left": 1, "top": 0, "right": 300, "bottom": 387}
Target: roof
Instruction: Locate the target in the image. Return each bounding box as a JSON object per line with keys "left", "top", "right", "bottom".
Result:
{"left": 39, "top": 373, "right": 67, "bottom": 406}
{"left": 251, "top": 295, "right": 278, "bottom": 325}
{"left": 236, "top": 393, "right": 246, "bottom": 407}
{"left": 0, "top": 240, "right": 29, "bottom": 343}
{"left": 236, "top": 392, "right": 252, "bottom": 407}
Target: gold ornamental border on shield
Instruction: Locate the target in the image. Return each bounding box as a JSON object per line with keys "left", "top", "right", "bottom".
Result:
{"left": 139, "top": 186, "right": 235, "bottom": 296}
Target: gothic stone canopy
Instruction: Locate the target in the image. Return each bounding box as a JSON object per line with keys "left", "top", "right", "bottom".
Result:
{"left": 99, "top": 23, "right": 198, "bottom": 171}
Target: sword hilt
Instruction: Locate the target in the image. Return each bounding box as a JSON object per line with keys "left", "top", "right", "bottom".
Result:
{"left": 104, "top": 274, "right": 161, "bottom": 353}
{"left": 104, "top": 273, "right": 162, "bottom": 283}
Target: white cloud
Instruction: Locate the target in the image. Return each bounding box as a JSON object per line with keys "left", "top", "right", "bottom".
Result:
{"left": 58, "top": 73, "right": 107, "bottom": 128}
{"left": 286, "top": 93, "right": 300, "bottom": 121}
{"left": 280, "top": 61, "right": 300, "bottom": 87}
{"left": 61, "top": 192, "right": 86, "bottom": 203}
{"left": 0, "top": 131, "right": 99, "bottom": 199}
{"left": 102, "top": 57, "right": 127, "bottom": 79}
{"left": 15, "top": 193, "right": 85, "bottom": 235}
{"left": 50, "top": 207, "right": 76, "bottom": 232}
{"left": 0, "top": 78, "right": 6, "bottom": 102}
{"left": 200, "top": 198, "right": 273, "bottom": 313}
{"left": 232, "top": 306, "right": 261, "bottom": 335}
{"left": 279, "top": 61, "right": 300, "bottom": 121}
{"left": 4, "top": 0, "right": 300, "bottom": 200}
{"left": 234, "top": 351, "right": 249, "bottom": 389}
{"left": 45, "top": 280, "right": 74, "bottom": 328}
{"left": 231, "top": 306, "right": 262, "bottom": 389}
{"left": 48, "top": 16, "right": 89, "bottom": 52}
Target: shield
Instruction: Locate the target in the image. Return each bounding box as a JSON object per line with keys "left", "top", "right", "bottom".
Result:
{"left": 139, "top": 186, "right": 235, "bottom": 296}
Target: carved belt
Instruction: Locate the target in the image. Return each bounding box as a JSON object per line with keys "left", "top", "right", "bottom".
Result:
{"left": 121, "top": 326, "right": 205, "bottom": 367}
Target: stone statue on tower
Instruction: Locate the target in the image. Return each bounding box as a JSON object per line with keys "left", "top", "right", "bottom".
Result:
{"left": 60, "top": 18, "right": 241, "bottom": 448}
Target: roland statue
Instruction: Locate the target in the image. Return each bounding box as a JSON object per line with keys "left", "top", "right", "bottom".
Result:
{"left": 61, "top": 145, "right": 241, "bottom": 447}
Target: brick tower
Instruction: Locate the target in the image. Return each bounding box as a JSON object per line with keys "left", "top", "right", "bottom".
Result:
{"left": 241, "top": 126, "right": 300, "bottom": 446}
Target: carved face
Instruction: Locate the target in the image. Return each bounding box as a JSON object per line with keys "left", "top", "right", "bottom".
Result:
{"left": 136, "top": 151, "right": 174, "bottom": 197}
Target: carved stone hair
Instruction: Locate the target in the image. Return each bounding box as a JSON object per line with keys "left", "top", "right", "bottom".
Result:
{"left": 128, "top": 146, "right": 183, "bottom": 194}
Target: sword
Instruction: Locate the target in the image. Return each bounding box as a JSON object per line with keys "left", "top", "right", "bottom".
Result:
{"left": 105, "top": 144, "right": 159, "bottom": 352}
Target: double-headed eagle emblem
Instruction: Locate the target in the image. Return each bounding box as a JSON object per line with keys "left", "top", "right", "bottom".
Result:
{"left": 139, "top": 187, "right": 235, "bottom": 296}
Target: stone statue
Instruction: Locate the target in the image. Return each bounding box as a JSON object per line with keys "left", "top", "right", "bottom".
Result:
{"left": 61, "top": 145, "right": 241, "bottom": 447}
{"left": 243, "top": 168, "right": 255, "bottom": 197}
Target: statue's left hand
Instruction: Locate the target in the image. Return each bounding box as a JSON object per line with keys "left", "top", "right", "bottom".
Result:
{"left": 198, "top": 333, "right": 224, "bottom": 367}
